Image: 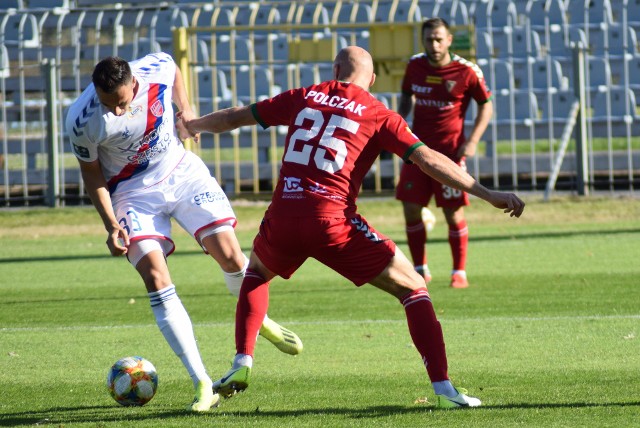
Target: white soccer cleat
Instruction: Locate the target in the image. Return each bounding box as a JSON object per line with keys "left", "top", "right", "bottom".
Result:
{"left": 435, "top": 388, "right": 482, "bottom": 409}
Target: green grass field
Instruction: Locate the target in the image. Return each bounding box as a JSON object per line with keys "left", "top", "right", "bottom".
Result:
{"left": 1, "top": 196, "right": 639, "bottom": 427}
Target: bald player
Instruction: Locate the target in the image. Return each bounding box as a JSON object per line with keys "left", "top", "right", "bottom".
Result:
{"left": 180, "top": 46, "right": 524, "bottom": 409}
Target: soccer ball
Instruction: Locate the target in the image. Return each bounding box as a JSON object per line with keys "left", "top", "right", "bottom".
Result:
{"left": 106, "top": 356, "right": 158, "bottom": 406}
{"left": 421, "top": 207, "right": 436, "bottom": 232}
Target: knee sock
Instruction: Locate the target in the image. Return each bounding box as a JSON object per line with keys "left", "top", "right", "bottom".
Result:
{"left": 236, "top": 269, "right": 270, "bottom": 356}
{"left": 448, "top": 220, "right": 468, "bottom": 272}
{"left": 223, "top": 254, "right": 249, "bottom": 297}
{"left": 406, "top": 219, "right": 427, "bottom": 268}
{"left": 149, "top": 285, "right": 211, "bottom": 388}
{"left": 400, "top": 288, "right": 449, "bottom": 382}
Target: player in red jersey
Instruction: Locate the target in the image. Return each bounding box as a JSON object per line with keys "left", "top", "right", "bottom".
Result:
{"left": 395, "top": 18, "right": 494, "bottom": 288}
{"left": 180, "top": 46, "right": 523, "bottom": 409}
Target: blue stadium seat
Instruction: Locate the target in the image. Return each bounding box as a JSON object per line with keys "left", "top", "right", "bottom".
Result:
{"left": 472, "top": 0, "right": 517, "bottom": 31}
{"left": 333, "top": 1, "right": 373, "bottom": 24}
{"left": 510, "top": 25, "right": 542, "bottom": 59}
{"left": 480, "top": 59, "right": 514, "bottom": 91}
{"left": 26, "top": 0, "right": 69, "bottom": 8}
{"left": 0, "top": 0, "right": 22, "bottom": 10}
{"left": 435, "top": 0, "right": 469, "bottom": 26}
{"left": 197, "top": 66, "right": 233, "bottom": 111}
{"left": 0, "top": 11, "right": 39, "bottom": 48}
{"left": 591, "top": 87, "right": 637, "bottom": 137}
{"left": 513, "top": 58, "right": 568, "bottom": 92}
{"left": 566, "top": 0, "right": 615, "bottom": 29}
{"left": 525, "top": 0, "right": 567, "bottom": 30}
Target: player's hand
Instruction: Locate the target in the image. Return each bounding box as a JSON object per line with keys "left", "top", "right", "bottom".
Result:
{"left": 457, "top": 141, "right": 477, "bottom": 158}
{"left": 106, "top": 226, "right": 130, "bottom": 257}
{"left": 489, "top": 191, "right": 525, "bottom": 218}
{"left": 176, "top": 110, "right": 200, "bottom": 144}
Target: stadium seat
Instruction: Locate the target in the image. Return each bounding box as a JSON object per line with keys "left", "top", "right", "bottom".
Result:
{"left": 511, "top": 26, "right": 542, "bottom": 59}
{"left": 0, "top": 0, "right": 23, "bottom": 10}
{"left": 513, "top": 58, "right": 568, "bottom": 92}
{"left": 435, "top": 0, "right": 469, "bottom": 26}
{"left": 27, "top": 0, "right": 69, "bottom": 8}
{"left": 525, "top": 0, "right": 567, "bottom": 31}
{"left": 196, "top": 66, "right": 233, "bottom": 113}
{"left": 591, "top": 88, "right": 637, "bottom": 137}
{"left": 374, "top": 0, "right": 421, "bottom": 23}
{"left": 493, "top": 90, "right": 539, "bottom": 140}
{"left": 233, "top": 64, "right": 279, "bottom": 103}
{"left": 0, "top": 11, "right": 39, "bottom": 48}
{"left": 332, "top": 1, "right": 373, "bottom": 24}
{"left": 538, "top": 89, "right": 577, "bottom": 125}
{"left": 472, "top": 0, "right": 517, "bottom": 31}
{"left": 566, "top": 0, "right": 615, "bottom": 29}
{"left": 212, "top": 35, "right": 254, "bottom": 64}
{"left": 480, "top": 59, "right": 515, "bottom": 91}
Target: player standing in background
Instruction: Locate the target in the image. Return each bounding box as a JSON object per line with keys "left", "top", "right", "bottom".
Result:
{"left": 395, "top": 18, "right": 494, "bottom": 288}
{"left": 180, "top": 46, "right": 524, "bottom": 408}
{"left": 65, "top": 53, "right": 302, "bottom": 412}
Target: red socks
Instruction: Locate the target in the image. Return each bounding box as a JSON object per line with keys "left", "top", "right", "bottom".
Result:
{"left": 400, "top": 288, "right": 449, "bottom": 382}
{"left": 448, "top": 220, "right": 468, "bottom": 271}
{"left": 406, "top": 219, "right": 427, "bottom": 267}
{"left": 236, "top": 269, "right": 270, "bottom": 356}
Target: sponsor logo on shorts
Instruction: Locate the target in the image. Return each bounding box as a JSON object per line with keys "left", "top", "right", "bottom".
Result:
{"left": 194, "top": 191, "right": 228, "bottom": 206}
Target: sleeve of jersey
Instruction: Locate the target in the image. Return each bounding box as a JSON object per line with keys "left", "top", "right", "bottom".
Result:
{"left": 66, "top": 101, "right": 99, "bottom": 162}
{"left": 253, "top": 89, "right": 298, "bottom": 129}
{"left": 377, "top": 110, "right": 424, "bottom": 162}
{"left": 400, "top": 61, "right": 413, "bottom": 95}
{"left": 470, "top": 69, "right": 492, "bottom": 104}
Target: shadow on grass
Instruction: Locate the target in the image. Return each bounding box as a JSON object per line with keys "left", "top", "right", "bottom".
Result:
{"left": 1, "top": 227, "right": 638, "bottom": 265}
{"left": 2, "top": 401, "right": 639, "bottom": 425}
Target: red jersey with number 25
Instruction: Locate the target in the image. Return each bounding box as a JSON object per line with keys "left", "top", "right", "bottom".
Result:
{"left": 402, "top": 53, "right": 491, "bottom": 159}
{"left": 253, "top": 80, "right": 423, "bottom": 218}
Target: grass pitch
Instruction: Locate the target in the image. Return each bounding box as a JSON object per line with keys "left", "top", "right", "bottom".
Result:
{"left": 0, "top": 195, "right": 639, "bottom": 427}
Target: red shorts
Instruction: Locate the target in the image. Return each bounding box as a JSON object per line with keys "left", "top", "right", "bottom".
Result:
{"left": 395, "top": 159, "right": 470, "bottom": 208}
{"left": 252, "top": 215, "right": 396, "bottom": 286}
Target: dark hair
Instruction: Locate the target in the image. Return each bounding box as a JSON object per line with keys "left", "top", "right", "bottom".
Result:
{"left": 92, "top": 56, "right": 132, "bottom": 93}
{"left": 421, "top": 17, "right": 450, "bottom": 36}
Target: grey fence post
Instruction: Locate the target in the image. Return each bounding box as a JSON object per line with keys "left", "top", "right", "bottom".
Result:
{"left": 572, "top": 42, "right": 589, "bottom": 196}
{"left": 43, "top": 58, "right": 60, "bottom": 208}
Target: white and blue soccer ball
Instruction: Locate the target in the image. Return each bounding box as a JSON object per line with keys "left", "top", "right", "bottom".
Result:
{"left": 106, "top": 356, "right": 158, "bottom": 406}
{"left": 421, "top": 207, "right": 436, "bottom": 232}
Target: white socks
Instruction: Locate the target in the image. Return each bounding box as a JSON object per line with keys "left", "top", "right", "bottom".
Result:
{"left": 149, "top": 285, "right": 211, "bottom": 388}
{"left": 223, "top": 254, "right": 249, "bottom": 297}
{"left": 232, "top": 353, "right": 253, "bottom": 369}
{"left": 432, "top": 380, "right": 458, "bottom": 398}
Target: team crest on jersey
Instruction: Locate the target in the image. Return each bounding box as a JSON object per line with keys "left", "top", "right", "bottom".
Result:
{"left": 446, "top": 80, "right": 457, "bottom": 92}
{"left": 150, "top": 100, "right": 164, "bottom": 117}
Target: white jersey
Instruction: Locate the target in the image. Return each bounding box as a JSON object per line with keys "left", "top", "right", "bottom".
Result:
{"left": 66, "top": 52, "right": 186, "bottom": 195}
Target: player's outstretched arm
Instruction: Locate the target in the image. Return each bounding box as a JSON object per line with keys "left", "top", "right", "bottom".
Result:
{"left": 409, "top": 145, "right": 525, "bottom": 217}
{"left": 179, "top": 105, "right": 258, "bottom": 136}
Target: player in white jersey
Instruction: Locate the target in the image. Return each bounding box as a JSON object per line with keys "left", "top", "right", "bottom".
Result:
{"left": 66, "top": 53, "right": 303, "bottom": 412}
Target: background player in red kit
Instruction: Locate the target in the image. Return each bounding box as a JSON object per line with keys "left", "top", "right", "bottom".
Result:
{"left": 395, "top": 18, "right": 494, "bottom": 288}
{"left": 181, "top": 46, "right": 523, "bottom": 408}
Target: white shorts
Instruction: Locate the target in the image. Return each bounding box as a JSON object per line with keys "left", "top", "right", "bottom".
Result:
{"left": 111, "top": 151, "right": 237, "bottom": 261}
